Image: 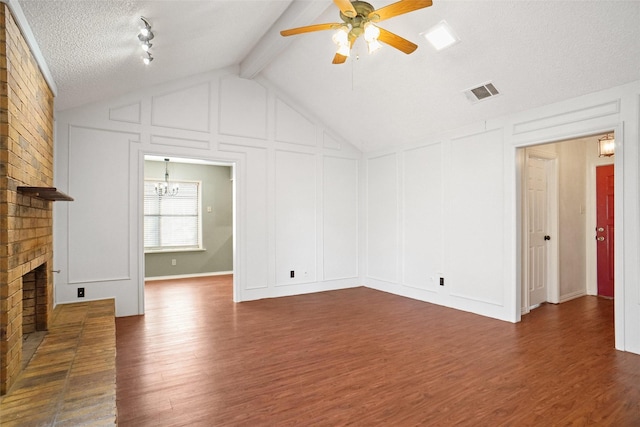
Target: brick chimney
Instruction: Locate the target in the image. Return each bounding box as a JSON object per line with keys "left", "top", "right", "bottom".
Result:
{"left": 0, "top": 4, "right": 56, "bottom": 395}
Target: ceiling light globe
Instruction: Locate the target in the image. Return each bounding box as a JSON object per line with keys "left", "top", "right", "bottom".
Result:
{"left": 363, "top": 22, "right": 380, "bottom": 42}
{"left": 336, "top": 44, "right": 350, "bottom": 57}
{"left": 332, "top": 26, "right": 349, "bottom": 46}
{"left": 367, "top": 39, "right": 382, "bottom": 54}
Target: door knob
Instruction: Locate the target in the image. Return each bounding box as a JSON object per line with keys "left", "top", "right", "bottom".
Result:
{"left": 597, "top": 236, "right": 605, "bottom": 241}
{"left": 544, "top": 235, "right": 551, "bottom": 241}
{"left": 597, "top": 227, "right": 605, "bottom": 232}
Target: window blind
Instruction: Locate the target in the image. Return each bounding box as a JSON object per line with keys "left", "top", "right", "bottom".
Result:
{"left": 144, "top": 181, "right": 200, "bottom": 250}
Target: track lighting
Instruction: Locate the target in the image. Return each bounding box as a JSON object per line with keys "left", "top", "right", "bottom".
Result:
{"left": 138, "top": 17, "right": 154, "bottom": 41}
{"left": 138, "top": 17, "right": 155, "bottom": 64}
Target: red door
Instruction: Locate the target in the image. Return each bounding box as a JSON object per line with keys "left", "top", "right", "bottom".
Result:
{"left": 596, "top": 165, "right": 614, "bottom": 298}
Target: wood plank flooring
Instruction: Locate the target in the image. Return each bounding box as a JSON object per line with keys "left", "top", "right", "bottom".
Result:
{"left": 0, "top": 299, "right": 117, "bottom": 426}
{"left": 116, "top": 276, "right": 640, "bottom": 426}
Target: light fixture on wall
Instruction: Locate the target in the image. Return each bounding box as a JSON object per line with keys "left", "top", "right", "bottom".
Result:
{"left": 598, "top": 133, "right": 615, "bottom": 157}
{"left": 138, "top": 17, "right": 155, "bottom": 65}
{"left": 155, "top": 158, "right": 179, "bottom": 196}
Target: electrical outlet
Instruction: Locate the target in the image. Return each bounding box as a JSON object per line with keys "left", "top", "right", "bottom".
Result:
{"left": 172, "top": 259, "right": 177, "bottom": 266}
{"left": 78, "top": 287, "right": 85, "bottom": 298}
{"left": 290, "top": 270, "right": 295, "bottom": 278}
{"left": 439, "top": 277, "right": 444, "bottom": 286}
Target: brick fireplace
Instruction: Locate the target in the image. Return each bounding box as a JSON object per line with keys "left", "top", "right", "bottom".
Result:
{"left": 0, "top": 4, "right": 57, "bottom": 394}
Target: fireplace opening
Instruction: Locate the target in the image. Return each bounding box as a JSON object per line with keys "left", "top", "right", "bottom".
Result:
{"left": 21, "top": 263, "right": 48, "bottom": 368}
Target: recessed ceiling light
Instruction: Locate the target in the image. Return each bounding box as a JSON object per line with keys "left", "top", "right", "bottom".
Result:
{"left": 421, "top": 20, "right": 460, "bottom": 51}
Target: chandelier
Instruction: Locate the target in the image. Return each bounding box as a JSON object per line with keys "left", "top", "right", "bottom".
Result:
{"left": 155, "top": 158, "right": 179, "bottom": 196}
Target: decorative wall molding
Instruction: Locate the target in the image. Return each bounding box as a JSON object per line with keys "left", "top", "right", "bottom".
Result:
{"left": 109, "top": 102, "right": 141, "bottom": 124}
{"left": 151, "top": 83, "right": 211, "bottom": 132}
{"left": 513, "top": 100, "right": 620, "bottom": 135}
{"left": 323, "top": 130, "right": 342, "bottom": 150}
{"left": 274, "top": 97, "right": 316, "bottom": 146}
{"left": 219, "top": 76, "right": 267, "bottom": 139}
{"left": 67, "top": 125, "right": 136, "bottom": 284}
{"left": 150, "top": 134, "right": 210, "bottom": 150}
{"left": 323, "top": 155, "right": 358, "bottom": 281}
{"left": 366, "top": 153, "right": 398, "bottom": 284}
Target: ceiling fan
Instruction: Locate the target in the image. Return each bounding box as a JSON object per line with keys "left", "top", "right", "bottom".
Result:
{"left": 280, "top": 0, "right": 433, "bottom": 64}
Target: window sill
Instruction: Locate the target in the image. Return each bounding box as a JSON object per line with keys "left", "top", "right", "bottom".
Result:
{"left": 145, "top": 248, "right": 206, "bottom": 254}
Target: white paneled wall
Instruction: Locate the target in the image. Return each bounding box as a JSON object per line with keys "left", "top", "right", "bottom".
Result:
{"left": 445, "top": 129, "right": 505, "bottom": 306}
{"left": 364, "top": 80, "right": 640, "bottom": 357}
{"left": 402, "top": 144, "right": 442, "bottom": 292}
{"left": 274, "top": 150, "right": 317, "bottom": 285}
{"left": 366, "top": 154, "right": 398, "bottom": 283}
{"left": 54, "top": 67, "right": 640, "bottom": 356}
{"left": 323, "top": 156, "right": 358, "bottom": 281}
{"left": 54, "top": 68, "right": 362, "bottom": 315}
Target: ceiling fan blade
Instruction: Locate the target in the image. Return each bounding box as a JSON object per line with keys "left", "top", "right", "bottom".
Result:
{"left": 333, "top": 0, "right": 357, "bottom": 18}
{"left": 280, "top": 23, "right": 340, "bottom": 37}
{"left": 332, "top": 53, "right": 348, "bottom": 64}
{"left": 377, "top": 27, "right": 418, "bottom": 54}
{"left": 369, "top": 0, "right": 433, "bottom": 22}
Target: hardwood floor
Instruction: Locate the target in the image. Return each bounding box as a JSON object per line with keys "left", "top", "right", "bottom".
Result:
{"left": 116, "top": 276, "right": 640, "bottom": 426}
{"left": 0, "top": 300, "right": 117, "bottom": 426}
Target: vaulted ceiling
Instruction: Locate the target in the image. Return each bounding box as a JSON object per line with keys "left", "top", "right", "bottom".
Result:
{"left": 17, "top": 0, "right": 640, "bottom": 152}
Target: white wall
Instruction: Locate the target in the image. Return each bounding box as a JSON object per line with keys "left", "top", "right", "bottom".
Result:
{"left": 52, "top": 66, "right": 640, "bottom": 355}
{"left": 363, "top": 80, "right": 640, "bottom": 355}
{"left": 53, "top": 67, "right": 361, "bottom": 316}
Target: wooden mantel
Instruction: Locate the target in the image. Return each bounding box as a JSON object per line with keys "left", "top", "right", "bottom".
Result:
{"left": 17, "top": 187, "right": 74, "bottom": 201}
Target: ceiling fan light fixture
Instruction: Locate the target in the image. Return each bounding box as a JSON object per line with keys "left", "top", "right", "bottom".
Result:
{"left": 363, "top": 22, "right": 380, "bottom": 42}
{"left": 336, "top": 44, "right": 350, "bottom": 57}
{"left": 279, "top": 0, "right": 433, "bottom": 64}
{"left": 367, "top": 39, "right": 382, "bottom": 54}
{"left": 421, "top": 20, "right": 459, "bottom": 51}
{"left": 141, "top": 40, "right": 152, "bottom": 52}
{"left": 332, "top": 25, "right": 350, "bottom": 46}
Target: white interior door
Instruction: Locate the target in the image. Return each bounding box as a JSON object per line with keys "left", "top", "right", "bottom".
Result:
{"left": 528, "top": 156, "right": 550, "bottom": 307}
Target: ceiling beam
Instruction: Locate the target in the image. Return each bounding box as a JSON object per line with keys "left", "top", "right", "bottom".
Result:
{"left": 239, "top": 0, "right": 332, "bottom": 79}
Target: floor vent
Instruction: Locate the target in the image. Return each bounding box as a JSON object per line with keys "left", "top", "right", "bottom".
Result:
{"left": 464, "top": 82, "right": 500, "bottom": 104}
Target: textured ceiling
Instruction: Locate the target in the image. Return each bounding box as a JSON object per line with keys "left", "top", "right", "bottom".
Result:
{"left": 17, "top": 0, "right": 640, "bottom": 152}
{"left": 18, "top": 0, "right": 294, "bottom": 110}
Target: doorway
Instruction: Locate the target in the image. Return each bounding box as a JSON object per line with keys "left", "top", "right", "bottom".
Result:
{"left": 520, "top": 133, "right": 615, "bottom": 315}
{"left": 142, "top": 154, "right": 236, "bottom": 302}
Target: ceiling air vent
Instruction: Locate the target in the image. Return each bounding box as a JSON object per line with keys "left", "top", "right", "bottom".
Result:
{"left": 464, "top": 82, "right": 500, "bottom": 104}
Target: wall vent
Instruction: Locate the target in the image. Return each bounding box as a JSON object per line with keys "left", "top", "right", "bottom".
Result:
{"left": 464, "top": 82, "right": 500, "bottom": 104}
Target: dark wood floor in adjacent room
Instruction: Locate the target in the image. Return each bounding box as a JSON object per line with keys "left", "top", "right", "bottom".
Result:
{"left": 115, "top": 276, "right": 640, "bottom": 426}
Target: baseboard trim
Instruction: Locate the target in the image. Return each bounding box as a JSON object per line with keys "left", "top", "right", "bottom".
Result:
{"left": 145, "top": 271, "right": 233, "bottom": 281}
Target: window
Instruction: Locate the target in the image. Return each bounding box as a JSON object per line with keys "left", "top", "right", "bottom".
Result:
{"left": 144, "top": 180, "right": 202, "bottom": 252}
